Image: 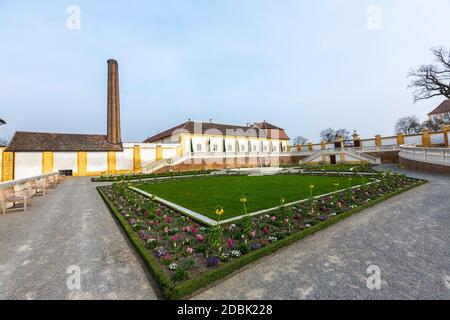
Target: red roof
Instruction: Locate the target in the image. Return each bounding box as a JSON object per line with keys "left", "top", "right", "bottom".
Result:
{"left": 6, "top": 131, "right": 123, "bottom": 152}
{"left": 428, "top": 100, "right": 450, "bottom": 116}
{"left": 143, "top": 121, "right": 289, "bottom": 143}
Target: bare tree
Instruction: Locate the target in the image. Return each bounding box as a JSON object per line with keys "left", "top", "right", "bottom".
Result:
{"left": 292, "top": 135, "right": 308, "bottom": 146}
{"left": 320, "top": 128, "right": 351, "bottom": 143}
{"left": 0, "top": 137, "right": 10, "bottom": 146}
{"left": 335, "top": 128, "right": 351, "bottom": 141}
{"left": 320, "top": 128, "right": 336, "bottom": 143}
{"left": 395, "top": 116, "right": 422, "bottom": 135}
{"left": 422, "top": 115, "right": 450, "bottom": 132}
{"left": 408, "top": 47, "right": 450, "bottom": 102}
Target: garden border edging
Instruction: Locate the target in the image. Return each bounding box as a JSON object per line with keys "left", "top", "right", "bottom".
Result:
{"left": 97, "top": 178, "right": 427, "bottom": 300}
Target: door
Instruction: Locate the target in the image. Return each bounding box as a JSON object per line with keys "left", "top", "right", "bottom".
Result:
{"left": 330, "top": 155, "right": 336, "bottom": 165}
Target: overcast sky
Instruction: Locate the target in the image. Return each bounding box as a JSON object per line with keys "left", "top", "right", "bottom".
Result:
{"left": 1, "top": 0, "right": 449, "bottom": 143}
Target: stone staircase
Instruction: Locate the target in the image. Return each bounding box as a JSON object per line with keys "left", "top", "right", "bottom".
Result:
{"left": 299, "top": 149, "right": 381, "bottom": 165}
{"left": 141, "top": 154, "right": 191, "bottom": 174}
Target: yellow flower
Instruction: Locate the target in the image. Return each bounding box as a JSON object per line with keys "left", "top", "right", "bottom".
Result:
{"left": 280, "top": 197, "right": 285, "bottom": 205}
{"left": 240, "top": 196, "right": 247, "bottom": 203}
{"left": 215, "top": 208, "right": 224, "bottom": 216}
{"left": 333, "top": 181, "right": 339, "bottom": 187}
{"left": 309, "top": 184, "right": 315, "bottom": 189}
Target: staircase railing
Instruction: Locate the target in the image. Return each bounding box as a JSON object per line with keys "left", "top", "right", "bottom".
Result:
{"left": 298, "top": 150, "right": 323, "bottom": 164}
{"left": 345, "top": 149, "right": 381, "bottom": 164}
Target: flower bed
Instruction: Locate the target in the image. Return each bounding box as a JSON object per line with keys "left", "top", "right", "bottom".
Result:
{"left": 97, "top": 173, "right": 425, "bottom": 299}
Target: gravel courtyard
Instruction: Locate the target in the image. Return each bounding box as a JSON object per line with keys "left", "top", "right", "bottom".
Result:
{"left": 0, "top": 165, "right": 448, "bottom": 300}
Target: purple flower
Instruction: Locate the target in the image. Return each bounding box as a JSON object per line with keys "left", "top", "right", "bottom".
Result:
{"left": 207, "top": 256, "right": 220, "bottom": 267}
{"left": 156, "top": 248, "right": 167, "bottom": 258}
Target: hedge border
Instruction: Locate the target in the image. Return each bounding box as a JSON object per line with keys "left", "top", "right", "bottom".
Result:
{"left": 97, "top": 178, "right": 427, "bottom": 300}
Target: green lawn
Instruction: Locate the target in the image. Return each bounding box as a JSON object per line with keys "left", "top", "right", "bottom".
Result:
{"left": 137, "top": 175, "right": 369, "bottom": 220}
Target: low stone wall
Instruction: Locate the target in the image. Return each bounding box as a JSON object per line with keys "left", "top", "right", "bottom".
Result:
{"left": 365, "top": 151, "right": 399, "bottom": 163}
{"left": 399, "top": 157, "right": 450, "bottom": 174}
{"left": 154, "top": 155, "right": 308, "bottom": 173}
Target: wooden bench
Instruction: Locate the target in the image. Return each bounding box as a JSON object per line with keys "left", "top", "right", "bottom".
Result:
{"left": 0, "top": 172, "right": 62, "bottom": 215}
{"left": 0, "top": 186, "right": 32, "bottom": 214}
{"left": 29, "top": 178, "right": 47, "bottom": 196}
{"left": 45, "top": 175, "right": 58, "bottom": 189}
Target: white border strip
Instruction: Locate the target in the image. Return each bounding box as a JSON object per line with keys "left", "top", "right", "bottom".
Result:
{"left": 129, "top": 179, "right": 378, "bottom": 227}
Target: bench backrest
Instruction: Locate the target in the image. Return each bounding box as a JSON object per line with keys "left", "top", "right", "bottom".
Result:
{"left": 0, "top": 187, "right": 15, "bottom": 199}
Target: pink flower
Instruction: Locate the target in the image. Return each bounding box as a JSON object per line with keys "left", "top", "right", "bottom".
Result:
{"left": 251, "top": 230, "right": 256, "bottom": 238}
{"left": 186, "top": 247, "right": 194, "bottom": 254}
{"left": 185, "top": 226, "right": 191, "bottom": 233}
{"left": 143, "top": 211, "right": 148, "bottom": 217}
{"left": 157, "top": 208, "right": 161, "bottom": 215}
{"left": 263, "top": 227, "right": 269, "bottom": 234}
{"left": 167, "top": 216, "right": 171, "bottom": 223}
{"left": 284, "top": 218, "right": 289, "bottom": 224}
{"left": 172, "top": 234, "right": 179, "bottom": 241}
{"left": 192, "top": 227, "right": 198, "bottom": 234}
{"left": 195, "top": 234, "right": 204, "bottom": 242}
{"left": 155, "top": 220, "right": 159, "bottom": 226}
{"left": 227, "top": 238, "right": 233, "bottom": 248}
{"left": 164, "top": 226, "right": 168, "bottom": 234}
{"left": 271, "top": 216, "right": 276, "bottom": 222}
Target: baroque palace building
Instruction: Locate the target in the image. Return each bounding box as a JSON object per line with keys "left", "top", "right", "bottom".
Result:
{"left": 0, "top": 60, "right": 290, "bottom": 181}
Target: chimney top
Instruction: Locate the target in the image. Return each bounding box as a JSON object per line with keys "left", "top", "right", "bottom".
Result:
{"left": 107, "top": 59, "right": 118, "bottom": 65}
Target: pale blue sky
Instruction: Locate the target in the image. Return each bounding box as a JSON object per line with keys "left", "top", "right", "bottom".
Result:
{"left": 1, "top": 0, "right": 449, "bottom": 142}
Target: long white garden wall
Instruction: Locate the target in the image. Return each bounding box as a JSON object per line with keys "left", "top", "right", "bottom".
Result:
{"left": 1, "top": 142, "right": 180, "bottom": 181}
{"left": 295, "top": 128, "right": 449, "bottom": 153}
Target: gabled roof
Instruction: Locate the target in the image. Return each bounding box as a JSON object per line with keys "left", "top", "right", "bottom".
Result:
{"left": 0, "top": 118, "right": 5, "bottom": 125}
{"left": 143, "top": 120, "right": 290, "bottom": 143}
{"left": 6, "top": 131, "right": 123, "bottom": 152}
{"left": 428, "top": 100, "right": 450, "bottom": 115}
{"left": 253, "top": 121, "right": 282, "bottom": 130}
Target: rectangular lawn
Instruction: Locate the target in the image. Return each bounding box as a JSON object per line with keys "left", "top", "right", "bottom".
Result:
{"left": 137, "top": 175, "right": 369, "bottom": 220}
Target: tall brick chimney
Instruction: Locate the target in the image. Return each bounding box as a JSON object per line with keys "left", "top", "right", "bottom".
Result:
{"left": 107, "top": 59, "right": 121, "bottom": 144}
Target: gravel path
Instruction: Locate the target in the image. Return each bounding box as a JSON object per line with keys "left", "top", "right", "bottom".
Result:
{"left": 1, "top": 166, "right": 448, "bottom": 300}
{"left": 0, "top": 178, "right": 157, "bottom": 300}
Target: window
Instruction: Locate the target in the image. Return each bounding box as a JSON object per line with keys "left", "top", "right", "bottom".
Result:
{"left": 227, "top": 144, "right": 232, "bottom": 152}
{"left": 252, "top": 145, "right": 257, "bottom": 152}
{"left": 213, "top": 144, "right": 218, "bottom": 152}
{"left": 241, "top": 145, "right": 245, "bottom": 152}
{"left": 196, "top": 144, "right": 202, "bottom": 152}
{"left": 264, "top": 146, "right": 268, "bottom": 152}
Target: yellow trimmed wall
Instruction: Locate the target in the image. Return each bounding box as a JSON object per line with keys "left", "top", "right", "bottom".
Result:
{"left": 42, "top": 152, "right": 54, "bottom": 174}
{"left": 321, "top": 141, "right": 326, "bottom": 161}
{"left": 77, "top": 152, "right": 87, "bottom": 176}
{"left": 156, "top": 145, "right": 163, "bottom": 161}
{"left": 444, "top": 125, "right": 450, "bottom": 147}
{"left": 421, "top": 130, "right": 431, "bottom": 147}
{"left": 107, "top": 151, "right": 116, "bottom": 174}
{"left": 133, "top": 145, "right": 141, "bottom": 173}
{"left": 1, "top": 151, "right": 14, "bottom": 181}
{"left": 375, "top": 135, "right": 382, "bottom": 147}
{"left": 397, "top": 133, "right": 404, "bottom": 145}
